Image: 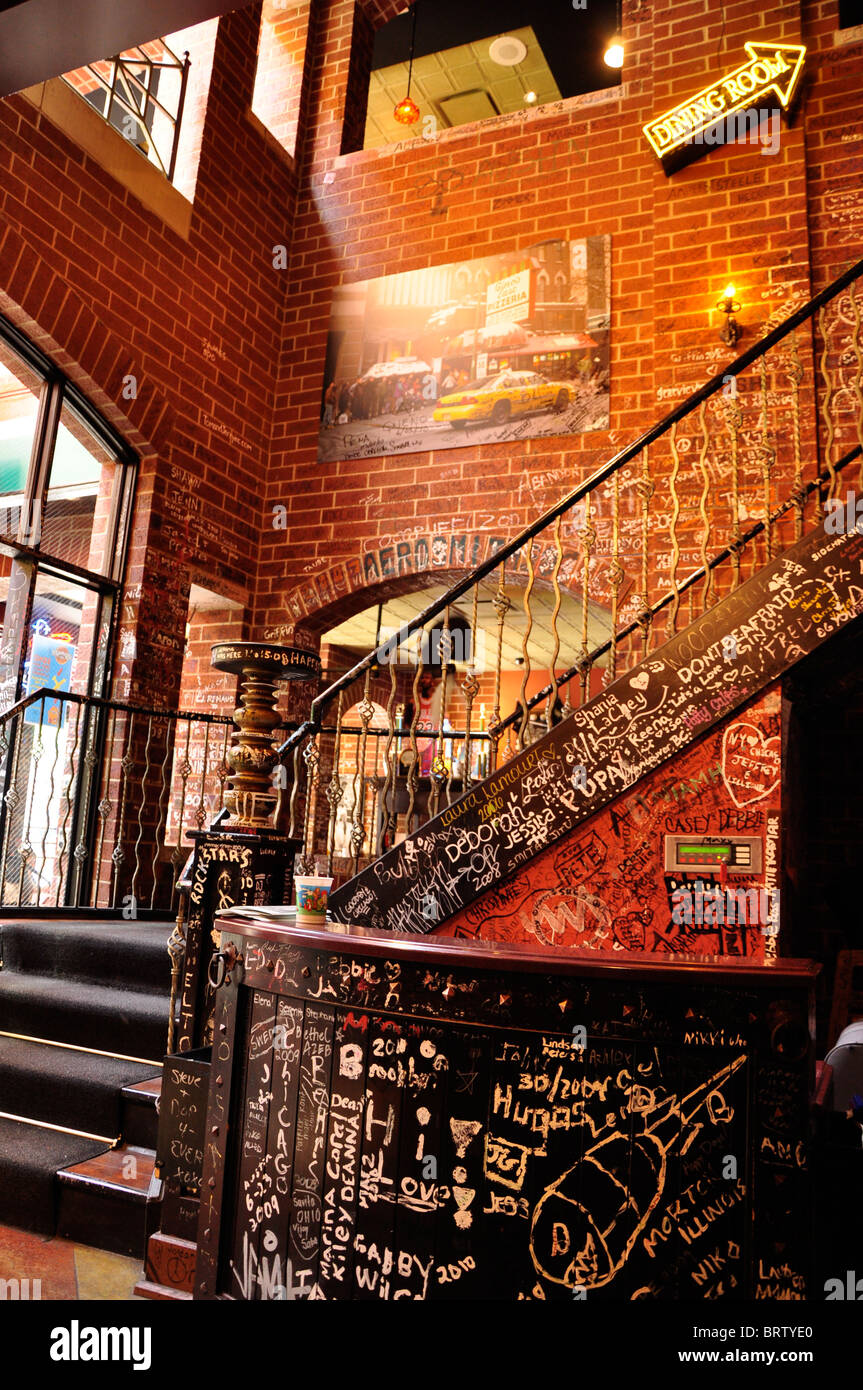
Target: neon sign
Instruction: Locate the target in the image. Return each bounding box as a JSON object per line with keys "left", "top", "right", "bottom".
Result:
{"left": 643, "top": 41, "right": 806, "bottom": 173}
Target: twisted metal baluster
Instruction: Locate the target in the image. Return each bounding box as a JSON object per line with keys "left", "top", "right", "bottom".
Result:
{"left": 350, "top": 672, "right": 375, "bottom": 875}
{"left": 1, "top": 711, "right": 25, "bottom": 906}
{"left": 760, "top": 353, "right": 776, "bottom": 563}
{"left": 194, "top": 723, "right": 210, "bottom": 832}
{"left": 55, "top": 703, "right": 82, "bottom": 906}
{"left": 18, "top": 698, "right": 44, "bottom": 904}
{"left": 547, "top": 514, "right": 565, "bottom": 719}
{"left": 849, "top": 279, "right": 863, "bottom": 489}
{"left": 405, "top": 635, "right": 423, "bottom": 834}
{"left": 300, "top": 732, "right": 321, "bottom": 873}
{"left": 578, "top": 492, "right": 596, "bottom": 705}
{"left": 111, "top": 711, "right": 135, "bottom": 909}
{"left": 430, "top": 608, "right": 452, "bottom": 816}
{"left": 169, "top": 719, "right": 193, "bottom": 890}
{"left": 461, "top": 584, "right": 480, "bottom": 787}
{"left": 607, "top": 477, "right": 623, "bottom": 684}
{"left": 379, "top": 653, "right": 398, "bottom": 848}
{"left": 38, "top": 697, "right": 65, "bottom": 907}
{"left": 288, "top": 734, "right": 304, "bottom": 841}
{"left": 636, "top": 448, "right": 654, "bottom": 653}
{"left": 441, "top": 611, "right": 458, "bottom": 809}
{"left": 696, "top": 401, "right": 714, "bottom": 614}
{"left": 722, "top": 393, "right": 743, "bottom": 589}
{"left": 72, "top": 711, "right": 99, "bottom": 906}
{"left": 150, "top": 717, "right": 172, "bottom": 909}
{"left": 325, "top": 690, "right": 345, "bottom": 876}
{"left": 668, "top": 422, "right": 682, "bottom": 636}
{"left": 518, "top": 546, "right": 534, "bottom": 748}
{"left": 784, "top": 330, "right": 806, "bottom": 539}
{"left": 131, "top": 714, "right": 155, "bottom": 909}
{"left": 92, "top": 706, "right": 118, "bottom": 909}
{"left": 818, "top": 304, "right": 838, "bottom": 505}
{"left": 216, "top": 723, "right": 230, "bottom": 817}
{"left": 491, "top": 565, "right": 511, "bottom": 772}
{"left": 0, "top": 718, "right": 10, "bottom": 904}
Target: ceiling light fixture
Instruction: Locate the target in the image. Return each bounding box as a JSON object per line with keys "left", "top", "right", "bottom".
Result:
{"left": 489, "top": 34, "right": 528, "bottom": 67}
{"left": 394, "top": 2, "right": 421, "bottom": 126}
{"left": 524, "top": 90, "right": 537, "bottom": 104}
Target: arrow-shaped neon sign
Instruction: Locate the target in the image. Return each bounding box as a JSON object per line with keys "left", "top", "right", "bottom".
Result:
{"left": 643, "top": 41, "right": 806, "bottom": 171}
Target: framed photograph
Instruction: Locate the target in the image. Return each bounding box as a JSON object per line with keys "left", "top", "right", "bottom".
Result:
{"left": 318, "top": 235, "right": 610, "bottom": 463}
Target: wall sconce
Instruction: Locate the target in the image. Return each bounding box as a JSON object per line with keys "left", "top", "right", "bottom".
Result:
{"left": 717, "top": 283, "right": 742, "bottom": 347}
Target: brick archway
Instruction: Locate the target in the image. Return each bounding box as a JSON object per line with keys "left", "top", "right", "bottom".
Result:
{"left": 267, "top": 527, "right": 617, "bottom": 647}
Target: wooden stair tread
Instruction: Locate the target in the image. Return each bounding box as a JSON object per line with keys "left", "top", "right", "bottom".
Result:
{"left": 58, "top": 1145, "right": 155, "bottom": 1196}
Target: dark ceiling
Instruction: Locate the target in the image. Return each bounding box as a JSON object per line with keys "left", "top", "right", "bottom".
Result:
{"left": 373, "top": 0, "right": 622, "bottom": 100}
{"left": 0, "top": 0, "right": 252, "bottom": 98}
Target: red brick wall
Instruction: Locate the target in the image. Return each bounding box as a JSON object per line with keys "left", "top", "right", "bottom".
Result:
{"left": 256, "top": 0, "right": 863, "bottom": 657}
{"left": 0, "top": 3, "right": 297, "bottom": 714}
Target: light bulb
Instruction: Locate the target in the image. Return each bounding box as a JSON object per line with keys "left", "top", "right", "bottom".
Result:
{"left": 723, "top": 284, "right": 736, "bottom": 301}
{"left": 524, "top": 90, "right": 537, "bottom": 104}
{"left": 604, "top": 36, "right": 624, "bottom": 68}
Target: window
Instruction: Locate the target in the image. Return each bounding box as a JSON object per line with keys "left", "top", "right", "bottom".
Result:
{"left": 839, "top": 1, "right": 863, "bottom": 30}
{"left": 0, "top": 316, "right": 136, "bottom": 713}
{"left": 361, "top": 0, "right": 621, "bottom": 152}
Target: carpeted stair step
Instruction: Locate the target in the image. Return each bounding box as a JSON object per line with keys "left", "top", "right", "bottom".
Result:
{"left": 0, "top": 918, "right": 172, "bottom": 993}
{"left": 0, "top": 971, "right": 169, "bottom": 1060}
{"left": 0, "top": 1115, "right": 107, "bottom": 1236}
{"left": 0, "top": 1035, "right": 160, "bottom": 1136}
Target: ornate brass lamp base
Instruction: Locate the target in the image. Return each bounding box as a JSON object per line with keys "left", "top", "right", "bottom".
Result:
{"left": 210, "top": 641, "right": 321, "bottom": 829}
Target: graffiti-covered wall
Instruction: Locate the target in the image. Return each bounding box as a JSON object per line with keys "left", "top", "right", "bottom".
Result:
{"left": 438, "top": 686, "right": 782, "bottom": 961}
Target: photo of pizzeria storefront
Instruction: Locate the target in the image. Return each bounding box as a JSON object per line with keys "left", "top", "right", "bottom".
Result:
{"left": 318, "top": 235, "right": 610, "bottom": 460}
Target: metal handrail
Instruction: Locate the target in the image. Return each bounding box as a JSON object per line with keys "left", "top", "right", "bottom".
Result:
{"left": 277, "top": 253, "right": 863, "bottom": 763}
{"left": 0, "top": 686, "right": 234, "bottom": 729}
{"left": 62, "top": 41, "right": 191, "bottom": 181}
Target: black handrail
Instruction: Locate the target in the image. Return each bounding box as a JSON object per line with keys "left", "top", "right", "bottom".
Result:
{"left": 0, "top": 687, "right": 235, "bottom": 728}
{"left": 277, "top": 254, "right": 863, "bottom": 761}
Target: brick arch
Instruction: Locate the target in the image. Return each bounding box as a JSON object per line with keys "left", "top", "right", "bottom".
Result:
{"left": 0, "top": 222, "right": 173, "bottom": 456}
{"left": 266, "top": 528, "right": 614, "bottom": 648}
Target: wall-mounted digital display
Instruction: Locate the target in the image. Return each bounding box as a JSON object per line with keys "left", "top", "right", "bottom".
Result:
{"left": 664, "top": 834, "right": 762, "bottom": 875}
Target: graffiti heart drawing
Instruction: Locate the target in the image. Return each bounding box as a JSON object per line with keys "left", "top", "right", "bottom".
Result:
{"left": 720, "top": 721, "right": 780, "bottom": 808}
{"left": 630, "top": 670, "right": 649, "bottom": 691}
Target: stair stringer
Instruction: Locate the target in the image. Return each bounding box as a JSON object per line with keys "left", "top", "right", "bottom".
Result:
{"left": 329, "top": 523, "right": 863, "bottom": 934}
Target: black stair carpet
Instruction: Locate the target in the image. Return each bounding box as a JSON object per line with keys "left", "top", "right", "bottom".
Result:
{"left": 0, "top": 917, "right": 170, "bottom": 1235}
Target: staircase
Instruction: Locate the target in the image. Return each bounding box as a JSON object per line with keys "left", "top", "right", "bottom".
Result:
{"left": 0, "top": 916, "right": 172, "bottom": 1254}
{"left": 328, "top": 521, "right": 863, "bottom": 934}
{"left": 276, "top": 254, "right": 863, "bottom": 952}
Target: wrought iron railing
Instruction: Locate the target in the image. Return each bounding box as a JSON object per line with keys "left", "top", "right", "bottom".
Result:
{"left": 62, "top": 40, "right": 190, "bottom": 181}
{"left": 277, "top": 255, "right": 863, "bottom": 882}
{"left": 0, "top": 690, "right": 233, "bottom": 913}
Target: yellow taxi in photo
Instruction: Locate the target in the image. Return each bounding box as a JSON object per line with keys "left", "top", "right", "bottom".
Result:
{"left": 433, "top": 370, "right": 573, "bottom": 429}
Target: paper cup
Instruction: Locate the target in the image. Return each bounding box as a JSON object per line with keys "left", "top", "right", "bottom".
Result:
{"left": 295, "top": 875, "right": 333, "bottom": 923}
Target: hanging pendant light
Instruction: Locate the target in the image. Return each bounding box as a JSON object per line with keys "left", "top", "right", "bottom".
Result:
{"left": 603, "top": 0, "right": 625, "bottom": 68}
{"left": 394, "top": 2, "right": 421, "bottom": 125}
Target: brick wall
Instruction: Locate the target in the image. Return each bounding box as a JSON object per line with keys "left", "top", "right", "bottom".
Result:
{"left": 0, "top": 3, "right": 296, "bottom": 715}
{"left": 257, "top": 0, "right": 863, "bottom": 657}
